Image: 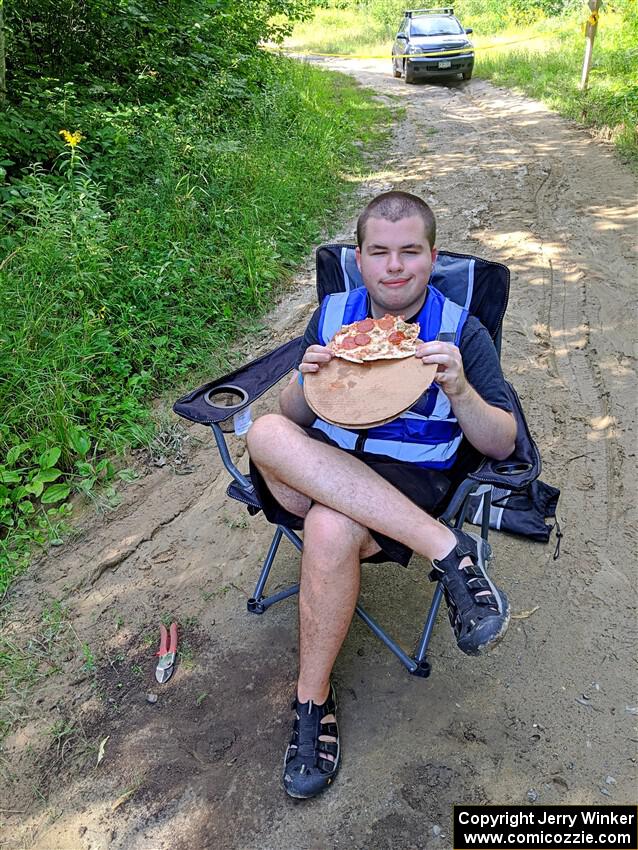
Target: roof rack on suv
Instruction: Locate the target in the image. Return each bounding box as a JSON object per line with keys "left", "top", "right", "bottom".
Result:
{"left": 405, "top": 7, "right": 454, "bottom": 17}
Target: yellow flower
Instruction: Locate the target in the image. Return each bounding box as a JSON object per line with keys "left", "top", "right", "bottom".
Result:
{"left": 59, "top": 129, "right": 83, "bottom": 148}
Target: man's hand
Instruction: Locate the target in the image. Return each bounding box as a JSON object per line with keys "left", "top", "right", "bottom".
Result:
{"left": 416, "top": 341, "right": 469, "bottom": 399}
{"left": 298, "top": 344, "right": 334, "bottom": 375}
{"left": 280, "top": 345, "right": 333, "bottom": 426}
{"left": 416, "top": 340, "right": 516, "bottom": 459}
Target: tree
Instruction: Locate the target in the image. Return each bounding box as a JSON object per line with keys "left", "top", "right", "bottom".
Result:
{"left": 2, "top": 0, "right": 316, "bottom": 100}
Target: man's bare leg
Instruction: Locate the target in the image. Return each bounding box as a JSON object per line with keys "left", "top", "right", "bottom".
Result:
{"left": 297, "top": 504, "right": 380, "bottom": 704}
{"left": 247, "top": 413, "right": 457, "bottom": 560}
{"left": 248, "top": 414, "right": 508, "bottom": 665}
{"left": 282, "top": 503, "right": 381, "bottom": 799}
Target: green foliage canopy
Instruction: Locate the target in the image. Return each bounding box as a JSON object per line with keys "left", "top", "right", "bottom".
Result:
{"left": 357, "top": 0, "right": 636, "bottom": 32}
{"left": 4, "top": 0, "right": 314, "bottom": 94}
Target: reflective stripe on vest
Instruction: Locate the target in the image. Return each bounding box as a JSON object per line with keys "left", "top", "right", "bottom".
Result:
{"left": 315, "top": 286, "right": 468, "bottom": 469}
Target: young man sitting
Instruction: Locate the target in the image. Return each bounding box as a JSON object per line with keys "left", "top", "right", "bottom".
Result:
{"left": 246, "top": 190, "right": 517, "bottom": 799}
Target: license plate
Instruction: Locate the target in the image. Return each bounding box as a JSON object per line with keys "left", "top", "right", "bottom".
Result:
{"left": 438, "top": 60, "right": 451, "bottom": 68}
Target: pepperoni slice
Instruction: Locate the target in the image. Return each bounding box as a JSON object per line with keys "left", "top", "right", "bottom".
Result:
{"left": 377, "top": 317, "right": 395, "bottom": 330}
{"left": 341, "top": 336, "right": 358, "bottom": 350}
{"left": 356, "top": 318, "right": 375, "bottom": 333}
{"left": 388, "top": 331, "right": 406, "bottom": 344}
{"left": 353, "top": 333, "right": 371, "bottom": 346}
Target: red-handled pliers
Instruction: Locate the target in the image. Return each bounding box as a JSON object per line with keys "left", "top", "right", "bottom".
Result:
{"left": 155, "top": 622, "right": 178, "bottom": 684}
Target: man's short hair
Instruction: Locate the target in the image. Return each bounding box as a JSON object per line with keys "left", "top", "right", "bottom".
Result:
{"left": 356, "top": 191, "right": 436, "bottom": 249}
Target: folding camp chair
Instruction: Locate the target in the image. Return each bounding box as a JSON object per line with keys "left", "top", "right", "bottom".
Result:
{"left": 173, "top": 245, "right": 541, "bottom": 677}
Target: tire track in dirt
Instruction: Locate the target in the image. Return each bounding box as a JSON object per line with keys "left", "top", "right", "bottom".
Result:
{"left": 529, "top": 156, "right": 621, "bottom": 536}
{"left": 441, "top": 76, "right": 632, "bottom": 554}
{"left": 457, "top": 84, "right": 627, "bottom": 547}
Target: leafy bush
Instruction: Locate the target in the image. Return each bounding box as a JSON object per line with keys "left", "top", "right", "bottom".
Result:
{"left": 1, "top": 0, "right": 315, "bottom": 174}
{"left": 0, "top": 55, "right": 391, "bottom": 588}
{"left": 4, "top": 0, "right": 314, "bottom": 95}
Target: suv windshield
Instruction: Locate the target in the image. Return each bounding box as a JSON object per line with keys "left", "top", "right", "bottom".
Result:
{"left": 410, "top": 17, "right": 464, "bottom": 36}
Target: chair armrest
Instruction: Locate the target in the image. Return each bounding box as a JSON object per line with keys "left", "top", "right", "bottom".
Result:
{"left": 173, "top": 336, "right": 303, "bottom": 425}
{"left": 468, "top": 382, "right": 541, "bottom": 491}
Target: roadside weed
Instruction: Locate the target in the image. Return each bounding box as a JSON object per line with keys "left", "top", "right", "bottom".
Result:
{"left": 178, "top": 640, "right": 195, "bottom": 671}
{"left": 82, "top": 644, "right": 96, "bottom": 673}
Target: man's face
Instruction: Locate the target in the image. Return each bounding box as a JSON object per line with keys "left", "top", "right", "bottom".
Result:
{"left": 355, "top": 215, "right": 437, "bottom": 317}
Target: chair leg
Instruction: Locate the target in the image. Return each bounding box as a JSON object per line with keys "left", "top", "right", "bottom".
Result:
{"left": 481, "top": 486, "right": 492, "bottom": 540}
{"left": 412, "top": 583, "right": 444, "bottom": 672}
{"left": 245, "top": 484, "right": 490, "bottom": 679}
{"left": 354, "top": 603, "right": 431, "bottom": 677}
{"left": 247, "top": 525, "right": 303, "bottom": 614}
{"left": 412, "top": 486, "right": 485, "bottom": 673}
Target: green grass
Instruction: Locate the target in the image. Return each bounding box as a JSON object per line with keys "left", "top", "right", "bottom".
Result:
{"left": 285, "top": 7, "right": 638, "bottom": 164}
{"left": 0, "top": 600, "right": 74, "bottom": 742}
{"left": 285, "top": 7, "right": 393, "bottom": 57}
{"left": 0, "top": 56, "right": 393, "bottom": 590}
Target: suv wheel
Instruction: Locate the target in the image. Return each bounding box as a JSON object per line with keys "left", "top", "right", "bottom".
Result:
{"left": 462, "top": 70, "right": 472, "bottom": 80}
{"left": 404, "top": 61, "right": 415, "bottom": 84}
{"left": 393, "top": 63, "right": 401, "bottom": 78}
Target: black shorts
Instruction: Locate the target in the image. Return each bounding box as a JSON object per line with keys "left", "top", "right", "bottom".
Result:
{"left": 248, "top": 426, "right": 477, "bottom": 567}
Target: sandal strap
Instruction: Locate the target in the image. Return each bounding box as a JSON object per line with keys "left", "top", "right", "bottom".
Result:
{"left": 285, "top": 687, "right": 338, "bottom": 774}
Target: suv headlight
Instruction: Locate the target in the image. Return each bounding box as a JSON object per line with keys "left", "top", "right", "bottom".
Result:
{"left": 406, "top": 44, "right": 423, "bottom": 54}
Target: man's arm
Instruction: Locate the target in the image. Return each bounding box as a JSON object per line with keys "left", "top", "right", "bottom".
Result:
{"left": 417, "top": 339, "right": 516, "bottom": 460}
{"left": 280, "top": 372, "right": 315, "bottom": 426}
{"left": 445, "top": 382, "right": 516, "bottom": 460}
{"left": 279, "top": 345, "right": 334, "bottom": 426}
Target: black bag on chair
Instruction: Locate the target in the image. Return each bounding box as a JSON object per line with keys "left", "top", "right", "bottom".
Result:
{"left": 467, "top": 480, "right": 561, "bottom": 544}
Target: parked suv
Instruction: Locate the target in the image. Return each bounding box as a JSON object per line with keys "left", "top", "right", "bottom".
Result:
{"left": 392, "top": 7, "right": 474, "bottom": 84}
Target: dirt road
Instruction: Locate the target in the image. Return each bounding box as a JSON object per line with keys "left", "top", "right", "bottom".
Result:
{"left": 3, "top": 60, "right": 637, "bottom": 850}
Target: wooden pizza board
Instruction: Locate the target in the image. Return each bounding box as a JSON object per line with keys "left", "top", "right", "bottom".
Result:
{"left": 303, "top": 356, "right": 437, "bottom": 429}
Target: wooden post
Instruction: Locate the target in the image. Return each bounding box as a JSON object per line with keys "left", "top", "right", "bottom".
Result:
{"left": 579, "top": 0, "right": 601, "bottom": 91}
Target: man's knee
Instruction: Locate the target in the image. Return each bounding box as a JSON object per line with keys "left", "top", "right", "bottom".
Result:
{"left": 304, "top": 504, "right": 368, "bottom": 553}
{"left": 246, "top": 413, "right": 297, "bottom": 463}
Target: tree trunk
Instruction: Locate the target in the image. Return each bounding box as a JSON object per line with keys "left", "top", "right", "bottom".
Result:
{"left": 0, "top": 0, "right": 6, "bottom": 102}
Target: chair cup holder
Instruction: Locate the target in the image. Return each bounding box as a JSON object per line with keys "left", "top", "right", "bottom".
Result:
{"left": 205, "top": 384, "right": 249, "bottom": 432}
{"left": 493, "top": 460, "right": 533, "bottom": 476}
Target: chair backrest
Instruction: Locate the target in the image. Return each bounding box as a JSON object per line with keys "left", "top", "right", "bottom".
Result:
{"left": 316, "top": 244, "right": 510, "bottom": 354}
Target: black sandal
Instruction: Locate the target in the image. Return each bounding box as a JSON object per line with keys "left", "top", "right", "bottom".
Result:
{"left": 429, "top": 527, "right": 510, "bottom": 656}
{"left": 282, "top": 685, "right": 340, "bottom": 799}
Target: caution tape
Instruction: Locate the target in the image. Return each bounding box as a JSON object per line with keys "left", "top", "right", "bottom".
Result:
{"left": 262, "top": 27, "right": 572, "bottom": 61}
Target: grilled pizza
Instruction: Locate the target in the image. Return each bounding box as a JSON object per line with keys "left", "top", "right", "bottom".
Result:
{"left": 328, "top": 314, "right": 420, "bottom": 363}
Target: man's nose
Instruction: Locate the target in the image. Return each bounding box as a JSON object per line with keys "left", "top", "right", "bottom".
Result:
{"left": 386, "top": 252, "right": 403, "bottom": 271}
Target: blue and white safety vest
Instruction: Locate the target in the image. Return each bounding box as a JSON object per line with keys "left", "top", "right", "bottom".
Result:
{"left": 314, "top": 285, "right": 469, "bottom": 469}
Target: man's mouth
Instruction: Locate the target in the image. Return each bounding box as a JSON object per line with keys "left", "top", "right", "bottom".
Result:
{"left": 382, "top": 277, "right": 410, "bottom": 287}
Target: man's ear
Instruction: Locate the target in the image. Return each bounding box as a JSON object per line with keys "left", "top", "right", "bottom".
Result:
{"left": 355, "top": 245, "right": 362, "bottom": 270}
{"left": 431, "top": 247, "right": 438, "bottom": 265}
